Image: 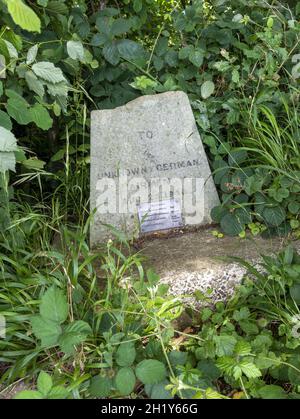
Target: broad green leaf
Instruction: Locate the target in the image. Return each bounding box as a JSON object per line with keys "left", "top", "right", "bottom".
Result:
{"left": 37, "top": 371, "right": 53, "bottom": 395}
{"left": 7, "top": 93, "right": 32, "bottom": 125}
{"left": 40, "top": 286, "right": 68, "bottom": 324}
{"left": 133, "top": 0, "right": 142, "bottom": 13}
{"left": 220, "top": 212, "right": 244, "bottom": 236}
{"left": 25, "top": 71, "right": 45, "bottom": 97}
{"left": 135, "top": 360, "right": 167, "bottom": 385}
{"left": 258, "top": 385, "right": 287, "bottom": 399}
{"left": 58, "top": 320, "right": 91, "bottom": 354}
{"left": 29, "top": 104, "right": 53, "bottom": 130}
{"left": 262, "top": 206, "right": 286, "bottom": 227}
{"left": 117, "top": 40, "right": 145, "bottom": 63}
{"left": 0, "top": 151, "right": 16, "bottom": 172}
{"left": 0, "top": 127, "right": 17, "bottom": 151}
{"left": 214, "top": 335, "right": 237, "bottom": 356}
{"left": 14, "top": 390, "right": 43, "bottom": 399}
{"left": 89, "top": 375, "right": 112, "bottom": 398}
{"left": 201, "top": 81, "right": 215, "bottom": 99}
{"left": 102, "top": 43, "right": 120, "bottom": 65}
{"left": 111, "top": 18, "right": 131, "bottom": 36}
{"left": 145, "top": 381, "right": 172, "bottom": 399}
{"left": 31, "top": 315, "right": 62, "bottom": 347}
{"left": 6, "top": 0, "right": 41, "bottom": 33}
{"left": 66, "top": 41, "right": 84, "bottom": 61}
{"left": 0, "top": 110, "right": 12, "bottom": 130}
{"left": 239, "top": 361, "right": 261, "bottom": 379}
{"left": 26, "top": 44, "right": 38, "bottom": 64}
{"left": 48, "top": 386, "right": 69, "bottom": 399}
{"left": 115, "top": 367, "right": 136, "bottom": 396}
{"left": 4, "top": 40, "right": 18, "bottom": 59}
{"left": 189, "top": 49, "right": 203, "bottom": 67}
{"left": 116, "top": 341, "right": 136, "bottom": 367}
{"left": 32, "top": 61, "right": 66, "bottom": 84}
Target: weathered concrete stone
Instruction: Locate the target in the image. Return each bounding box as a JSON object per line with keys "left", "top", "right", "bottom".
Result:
{"left": 90, "top": 91, "right": 219, "bottom": 246}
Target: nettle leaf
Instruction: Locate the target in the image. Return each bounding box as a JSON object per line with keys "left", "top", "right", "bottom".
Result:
{"left": 40, "top": 286, "right": 68, "bottom": 324}
{"left": 0, "top": 151, "right": 16, "bottom": 172}
{"left": 32, "top": 62, "right": 66, "bottom": 84}
{"left": 116, "top": 341, "right": 136, "bottom": 366}
{"left": 89, "top": 375, "right": 112, "bottom": 398}
{"left": 58, "top": 320, "right": 92, "bottom": 354}
{"left": 135, "top": 360, "right": 167, "bottom": 385}
{"left": 0, "top": 110, "right": 12, "bottom": 130}
{"left": 201, "top": 81, "right": 215, "bottom": 99}
{"left": 31, "top": 315, "right": 62, "bottom": 347}
{"left": 6, "top": 0, "right": 41, "bottom": 33}
{"left": 25, "top": 71, "right": 45, "bottom": 97}
{"left": 29, "top": 104, "right": 53, "bottom": 130}
{"left": 0, "top": 127, "right": 17, "bottom": 152}
{"left": 26, "top": 44, "right": 38, "bottom": 65}
{"left": 115, "top": 367, "right": 136, "bottom": 396}
{"left": 66, "top": 41, "right": 84, "bottom": 61}
{"left": 37, "top": 371, "right": 53, "bottom": 395}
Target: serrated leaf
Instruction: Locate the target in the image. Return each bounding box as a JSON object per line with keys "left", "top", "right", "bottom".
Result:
{"left": 6, "top": 0, "right": 41, "bottom": 33}
{"left": 115, "top": 367, "right": 136, "bottom": 396}
{"left": 117, "top": 40, "right": 145, "bottom": 62}
{"left": 201, "top": 81, "right": 215, "bottom": 99}
{"left": 214, "top": 335, "right": 237, "bottom": 356}
{"left": 0, "top": 111, "right": 12, "bottom": 130}
{"left": 89, "top": 375, "right": 112, "bottom": 398}
{"left": 25, "top": 71, "right": 45, "bottom": 97}
{"left": 0, "top": 127, "right": 17, "bottom": 152}
{"left": 103, "top": 43, "right": 120, "bottom": 65}
{"left": 31, "top": 315, "right": 62, "bottom": 347}
{"left": 66, "top": 41, "right": 84, "bottom": 61}
{"left": 26, "top": 44, "right": 38, "bottom": 64}
{"left": 32, "top": 61, "right": 66, "bottom": 84}
{"left": 40, "top": 286, "right": 68, "bottom": 324}
{"left": 58, "top": 320, "right": 91, "bottom": 354}
{"left": 135, "top": 360, "right": 167, "bottom": 385}
{"left": 0, "top": 151, "right": 16, "bottom": 172}
{"left": 111, "top": 18, "right": 131, "bottom": 36}
{"left": 116, "top": 341, "right": 136, "bottom": 367}
{"left": 6, "top": 94, "right": 32, "bottom": 125}
{"left": 37, "top": 372, "right": 53, "bottom": 395}
{"left": 29, "top": 104, "right": 52, "bottom": 130}
{"left": 239, "top": 361, "right": 261, "bottom": 379}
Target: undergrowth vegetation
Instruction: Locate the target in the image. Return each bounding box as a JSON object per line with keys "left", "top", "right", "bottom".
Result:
{"left": 0, "top": 0, "right": 300, "bottom": 399}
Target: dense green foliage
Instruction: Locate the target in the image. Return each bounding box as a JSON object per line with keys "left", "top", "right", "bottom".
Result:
{"left": 0, "top": 0, "right": 300, "bottom": 399}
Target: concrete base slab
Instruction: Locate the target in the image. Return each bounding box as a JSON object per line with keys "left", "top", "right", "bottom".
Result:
{"left": 140, "top": 228, "right": 300, "bottom": 305}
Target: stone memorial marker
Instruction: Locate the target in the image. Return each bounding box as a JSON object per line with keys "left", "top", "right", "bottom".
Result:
{"left": 0, "top": 55, "right": 6, "bottom": 79}
{"left": 90, "top": 91, "right": 219, "bottom": 246}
